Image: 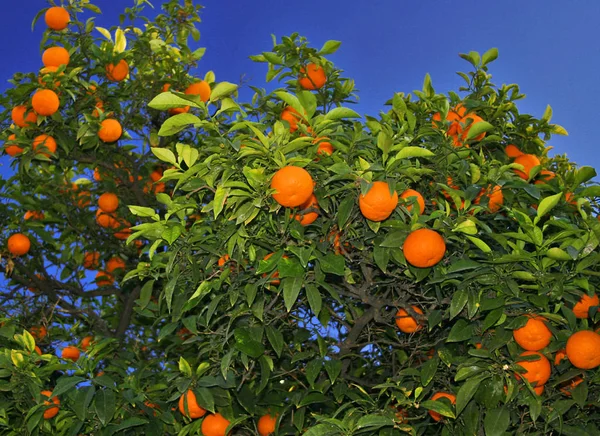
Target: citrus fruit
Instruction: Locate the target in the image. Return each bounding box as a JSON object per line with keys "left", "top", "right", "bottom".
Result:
{"left": 201, "top": 413, "right": 230, "bottom": 436}
{"left": 42, "top": 46, "right": 70, "bottom": 67}
{"left": 572, "top": 293, "right": 599, "bottom": 319}
{"left": 428, "top": 392, "right": 456, "bottom": 422}
{"left": 98, "top": 119, "right": 123, "bottom": 143}
{"left": 293, "top": 194, "right": 319, "bottom": 226}
{"left": 513, "top": 154, "right": 541, "bottom": 180}
{"left": 32, "top": 134, "right": 57, "bottom": 156}
{"left": 299, "top": 63, "right": 326, "bottom": 90}
{"left": 8, "top": 233, "right": 31, "bottom": 256}
{"left": 271, "top": 166, "right": 314, "bottom": 208}
{"left": 41, "top": 390, "right": 60, "bottom": 419}
{"left": 399, "top": 189, "right": 425, "bottom": 214}
{"left": 566, "top": 330, "right": 600, "bottom": 369}
{"left": 106, "top": 59, "right": 129, "bottom": 81}
{"left": 395, "top": 306, "right": 423, "bottom": 333}
{"left": 61, "top": 346, "right": 80, "bottom": 362}
{"left": 178, "top": 390, "right": 206, "bottom": 419}
{"left": 402, "top": 228, "right": 446, "bottom": 268}
{"left": 45, "top": 7, "right": 70, "bottom": 30}
{"left": 512, "top": 315, "right": 552, "bottom": 351}
{"left": 98, "top": 192, "right": 119, "bottom": 213}
{"left": 358, "top": 181, "right": 398, "bottom": 222}
{"left": 185, "top": 80, "right": 211, "bottom": 102}
{"left": 514, "top": 351, "right": 551, "bottom": 386}
{"left": 32, "top": 89, "right": 60, "bottom": 116}
{"left": 257, "top": 413, "right": 277, "bottom": 436}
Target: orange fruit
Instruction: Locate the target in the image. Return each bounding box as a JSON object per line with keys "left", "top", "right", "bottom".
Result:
{"left": 555, "top": 348, "right": 567, "bottom": 365}
{"left": 505, "top": 144, "right": 524, "bottom": 158}
{"left": 95, "top": 271, "right": 114, "bottom": 287}
{"left": 178, "top": 390, "right": 207, "bottom": 419}
{"left": 92, "top": 100, "right": 105, "bottom": 118}
{"left": 217, "top": 254, "right": 230, "bottom": 268}
{"left": 34, "top": 346, "right": 42, "bottom": 355}
{"left": 113, "top": 219, "right": 132, "bottom": 240}
{"left": 8, "top": 233, "right": 31, "bottom": 256}
{"left": 566, "top": 330, "right": 600, "bottom": 369}
{"left": 32, "top": 134, "right": 57, "bottom": 157}
{"left": 30, "top": 326, "right": 47, "bottom": 341}
{"left": 513, "top": 154, "right": 541, "bottom": 180}
{"left": 314, "top": 137, "right": 334, "bottom": 156}
{"left": 399, "top": 189, "right": 425, "bottom": 214}
{"left": 98, "top": 119, "right": 123, "bottom": 143}
{"left": 106, "top": 257, "right": 126, "bottom": 273}
{"left": 262, "top": 253, "right": 288, "bottom": 285}
{"left": 293, "top": 194, "right": 319, "bottom": 226}
{"left": 5, "top": 134, "right": 24, "bottom": 156}
{"left": 395, "top": 306, "right": 423, "bottom": 333}
{"left": 432, "top": 104, "right": 466, "bottom": 131}
{"left": 458, "top": 113, "right": 486, "bottom": 142}
{"left": 45, "top": 7, "right": 70, "bottom": 30}
{"left": 281, "top": 106, "right": 302, "bottom": 132}
{"left": 106, "top": 59, "right": 129, "bottom": 81}
{"left": 98, "top": 192, "right": 119, "bottom": 213}
{"left": 38, "top": 66, "right": 63, "bottom": 88}
{"left": 299, "top": 63, "right": 327, "bottom": 90}
{"left": 96, "top": 209, "right": 118, "bottom": 228}
{"left": 201, "top": 413, "right": 230, "bottom": 436}
{"left": 271, "top": 166, "right": 314, "bottom": 208}
{"left": 24, "top": 210, "right": 45, "bottom": 220}
{"left": 81, "top": 336, "right": 94, "bottom": 351}
{"left": 257, "top": 413, "right": 278, "bottom": 436}
{"left": 572, "top": 293, "right": 599, "bottom": 319}
{"left": 61, "top": 345, "right": 80, "bottom": 362}
{"left": 42, "top": 46, "right": 70, "bottom": 68}
{"left": 41, "top": 390, "right": 60, "bottom": 419}
{"left": 474, "top": 185, "right": 503, "bottom": 213}
{"left": 559, "top": 376, "right": 584, "bottom": 396}
{"left": 359, "top": 181, "right": 399, "bottom": 222}
{"left": 512, "top": 315, "right": 552, "bottom": 351}
{"left": 83, "top": 251, "right": 100, "bottom": 269}
{"left": 32, "top": 89, "right": 60, "bottom": 116}
{"left": 428, "top": 392, "right": 456, "bottom": 422}
{"left": 402, "top": 228, "right": 446, "bottom": 268}
{"left": 11, "top": 105, "right": 38, "bottom": 128}
{"left": 534, "top": 170, "right": 556, "bottom": 185}
{"left": 514, "top": 351, "right": 551, "bottom": 386}
{"left": 185, "top": 81, "right": 211, "bottom": 103}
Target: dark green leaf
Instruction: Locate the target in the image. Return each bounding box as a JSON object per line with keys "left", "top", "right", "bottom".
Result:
{"left": 483, "top": 407, "right": 510, "bottom": 436}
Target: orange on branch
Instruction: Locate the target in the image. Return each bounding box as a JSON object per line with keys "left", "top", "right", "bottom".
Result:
{"left": 106, "top": 59, "right": 129, "bottom": 81}
{"left": 554, "top": 348, "right": 567, "bottom": 365}
{"left": 98, "top": 192, "right": 119, "bottom": 213}
{"left": 96, "top": 209, "right": 118, "bottom": 228}
{"left": 513, "top": 154, "right": 541, "bottom": 180}
{"left": 271, "top": 166, "right": 314, "bottom": 208}
{"left": 280, "top": 106, "right": 302, "bottom": 132}
{"left": 45, "top": 7, "right": 70, "bottom": 30}
{"left": 185, "top": 80, "right": 211, "bottom": 102}
{"left": 32, "top": 134, "right": 57, "bottom": 157}
{"left": 512, "top": 315, "right": 552, "bottom": 351}
{"left": 178, "top": 390, "right": 206, "bottom": 419}
{"left": 81, "top": 336, "right": 94, "bottom": 351}
{"left": 359, "top": 181, "right": 398, "bottom": 222}
{"left": 30, "top": 326, "right": 47, "bottom": 341}
{"left": 559, "top": 376, "right": 584, "bottom": 396}
{"left": 32, "top": 89, "right": 60, "bottom": 116}
{"left": 566, "top": 330, "right": 600, "bottom": 369}
{"left": 299, "top": 63, "right": 327, "bottom": 90}
{"left": 24, "top": 210, "right": 45, "bottom": 220}
{"left": 428, "top": 392, "right": 456, "bottom": 422}
{"left": 395, "top": 306, "right": 423, "bottom": 333}
{"left": 514, "top": 351, "right": 551, "bottom": 387}
{"left": 8, "top": 233, "right": 31, "bottom": 256}
{"left": 42, "top": 46, "right": 70, "bottom": 68}
{"left": 201, "top": 413, "right": 231, "bottom": 436}
{"left": 293, "top": 194, "right": 319, "bottom": 226}
{"left": 257, "top": 413, "right": 278, "bottom": 436}
{"left": 402, "top": 228, "right": 446, "bottom": 268}
{"left": 11, "top": 105, "right": 37, "bottom": 127}
{"left": 98, "top": 119, "right": 122, "bottom": 143}
{"left": 61, "top": 346, "right": 80, "bottom": 362}
{"left": 4, "top": 134, "right": 23, "bottom": 156}
{"left": 474, "top": 184, "right": 503, "bottom": 213}
{"left": 83, "top": 251, "right": 100, "bottom": 269}
{"left": 106, "top": 256, "right": 126, "bottom": 273}
{"left": 399, "top": 189, "right": 425, "bottom": 214}
{"left": 572, "top": 293, "right": 599, "bottom": 319}
{"left": 95, "top": 271, "right": 114, "bottom": 287}
{"left": 41, "top": 390, "right": 59, "bottom": 419}
{"left": 505, "top": 144, "right": 524, "bottom": 158}
{"left": 534, "top": 170, "right": 556, "bottom": 184}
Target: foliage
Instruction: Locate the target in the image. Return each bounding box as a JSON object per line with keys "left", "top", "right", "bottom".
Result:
{"left": 1, "top": 1, "right": 600, "bottom": 435}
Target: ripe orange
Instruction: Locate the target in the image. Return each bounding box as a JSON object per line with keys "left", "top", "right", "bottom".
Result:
{"left": 299, "top": 63, "right": 327, "bottom": 90}
{"left": 98, "top": 119, "right": 123, "bottom": 143}
{"left": 217, "top": 254, "right": 230, "bottom": 268}
{"left": 95, "top": 271, "right": 114, "bottom": 287}
{"left": 83, "top": 251, "right": 100, "bottom": 269}
{"left": 314, "top": 137, "right": 334, "bottom": 156}
{"left": 185, "top": 81, "right": 211, "bottom": 103}
{"left": 201, "top": 413, "right": 230, "bottom": 436}
{"left": 271, "top": 166, "right": 314, "bottom": 208}
{"left": 512, "top": 315, "right": 552, "bottom": 351}
{"left": 96, "top": 209, "right": 118, "bottom": 228}
{"left": 106, "top": 59, "right": 129, "bottom": 82}
{"left": 474, "top": 184, "right": 503, "bottom": 213}
{"left": 428, "top": 392, "right": 456, "bottom": 422}
{"left": 359, "top": 181, "right": 399, "bottom": 222}
{"left": 534, "top": 170, "right": 556, "bottom": 185}
{"left": 42, "top": 46, "right": 70, "bottom": 68}
{"left": 5, "top": 134, "right": 23, "bottom": 156}
{"left": 257, "top": 413, "right": 278, "bottom": 436}
{"left": 61, "top": 345, "right": 80, "bottom": 362}
{"left": 505, "top": 144, "right": 524, "bottom": 158}
{"left": 32, "top": 134, "right": 57, "bottom": 157}
{"left": 559, "top": 376, "right": 584, "bottom": 396}
{"left": 566, "top": 330, "right": 600, "bottom": 369}
{"left": 8, "top": 233, "right": 31, "bottom": 256}
{"left": 432, "top": 104, "right": 465, "bottom": 134}
{"left": 98, "top": 192, "right": 119, "bottom": 213}
{"left": 555, "top": 348, "right": 567, "bottom": 365}
{"left": 30, "top": 326, "right": 47, "bottom": 340}
{"left": 92, "top": 100, "right": 105, "bottom": 118}
{"left": 293, "top": 194, "right": 319, "bottom": 226}
{"left": 32, "top": 89, "right": 60, "bottom": 116}
{"left": 513, "top": 154, "right": 541, "bottom": 180}
{"left": 281, "top": 106, "right": 302, "bottom": 132}
{"left": 572, "top": 293, "right": 599, "bottom": 319}
{"left": 81, "top": 336, "right": 94, "bottom": 351}
{"left": 402, "top": 228, "right": 446, "bottom": 268}
{"left": 45, "top": 7, "right": 70, "bottom": 30}
{"left": 11, "top": 105, "right": 38, "bottom": 128}
{"left": 178, "top": 390, "right": 207, "bottom": 419}
{"left": 399, "top": 189, "right": 425, "bottom": 214}
{"left": 41, "top": 390, "right": 60, "bottom": 419}
{"left": 113, "top": 219, "right": 132, "bottom": 240}
{"left": 24, "top": 210, "right": 45, "bottom": 220}
{"left": 514, "top": 351, "right": 551, "bottom": 387}
{"left": 34, "top": 346, "right": 42, "bottom": 355}
{"left": 106, "top": 256, "right": 126, "bottom": 273}
{"left": 395, "top": 306, "right": 423, "bottom": 333}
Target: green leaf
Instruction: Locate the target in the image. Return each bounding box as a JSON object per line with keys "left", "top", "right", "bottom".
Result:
{"left": 356, "top": 415, "right": 395, "bottom": 430}
{"left": 297, "top": 91, "right": 317, "bottom": 119}
{"left": 450, "top": 290, "right": 468, "bottom": 320}
{"left": 279, "top": 257, "right": 304, "bottom": 278}
{"left": 318, "top": 254, "right": 345, "bottom": 276}
{"left": 72, "top": 386, "right": 95, "bottom": 421}
{"left": 483, "top": 407, "right": 510, "bottom": 436}
{"left": 128, "top": 205, "right": 158, "bottom": 218}
{"left": 151, "top": 147, "right": 177, "bottom": 165}
{"left": 194, "top": 387, "right": 215, "bottom": 413}
{"left": 53, "top": 376, "right": 85, "bottom": 397}
{"left": 574, "top": 166, "right": 597, "bottom": 186}
{"left": 306, "top": 284, "right": 322, "bottom": 316}
{"left": 465, "top": 121, "right": 493, "bottom": 140}
{"left": 396, "top": 146, "right": 434, "bottom": 159}
{"left": 209, "top": 81, "right": 238, "bottom": 102}
{"left": 535, "top": 192, "right": 562, "bottom": 222}
{"left": 262, "top": 52, "right": 284, "bottom": 65}
{"left": 420, "top": 355, "right": 439, "bottom": 387}
{"left": 541, "top": 104, "right": 553, "bottom": 123}
{"left": 481, "top": 48, "right": 499, "bottom": 66}
{"left": 283, "top": 277, "right": 303, "bottom": 312}
{"left": 234, "top": 328, "right": 264, "bottom": 358}
{"left": 265, "top": 326, "right": 284, "bottom": 358}
{"left": 318, "top": 40, "right": 342, "bottom": 55}
{"left": 213, "top": 185, "right": 229, "bottom": 219}
{"left": 159, "top": 113, "right": 202, "bottom": 136}
{"left": 324, "top": 107, "right": 361, "bottom": 120}
{"left": 109, "top": 418, "right": 149, "bottom": 433}
{"left": 179, "top": 357, "right": 192, "bottom": 377}
{"left": 420, "top": 399, "right": 456, "bottom": 420}
{"left": 337, "top": 196, "right": 354, "bottom": 229}
{"left": 305, "top": 359, "right": 322, "bottom": 388}
{"left": 446, "top": 319, "right": 474, "bottom": 342}
{"left": 148, "top": 92, "right": 200, "bottom": 110}
{"left": 467, "top": 236, "right": 492, "bottom": 253}
{"left": 324, "top": 360, "right": 342, "bottom": 384}
{"left": 94, "top": 389, "right": 116, "bottom": 426}
{"left": 456, "top": 374, "right": 489, "bottom": 416}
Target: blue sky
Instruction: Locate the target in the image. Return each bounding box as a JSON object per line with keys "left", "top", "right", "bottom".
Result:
{"left": 2, "top": 0, "right": 600, "bottom": 176}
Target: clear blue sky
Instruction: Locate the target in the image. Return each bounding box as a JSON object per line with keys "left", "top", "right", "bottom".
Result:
{"left": 2, "top": 0, "right": 600, "bottom": 176}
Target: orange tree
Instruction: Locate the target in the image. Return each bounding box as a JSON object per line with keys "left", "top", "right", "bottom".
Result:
{"left": 2, "top": 1, "right": 600, "bottom": 435}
